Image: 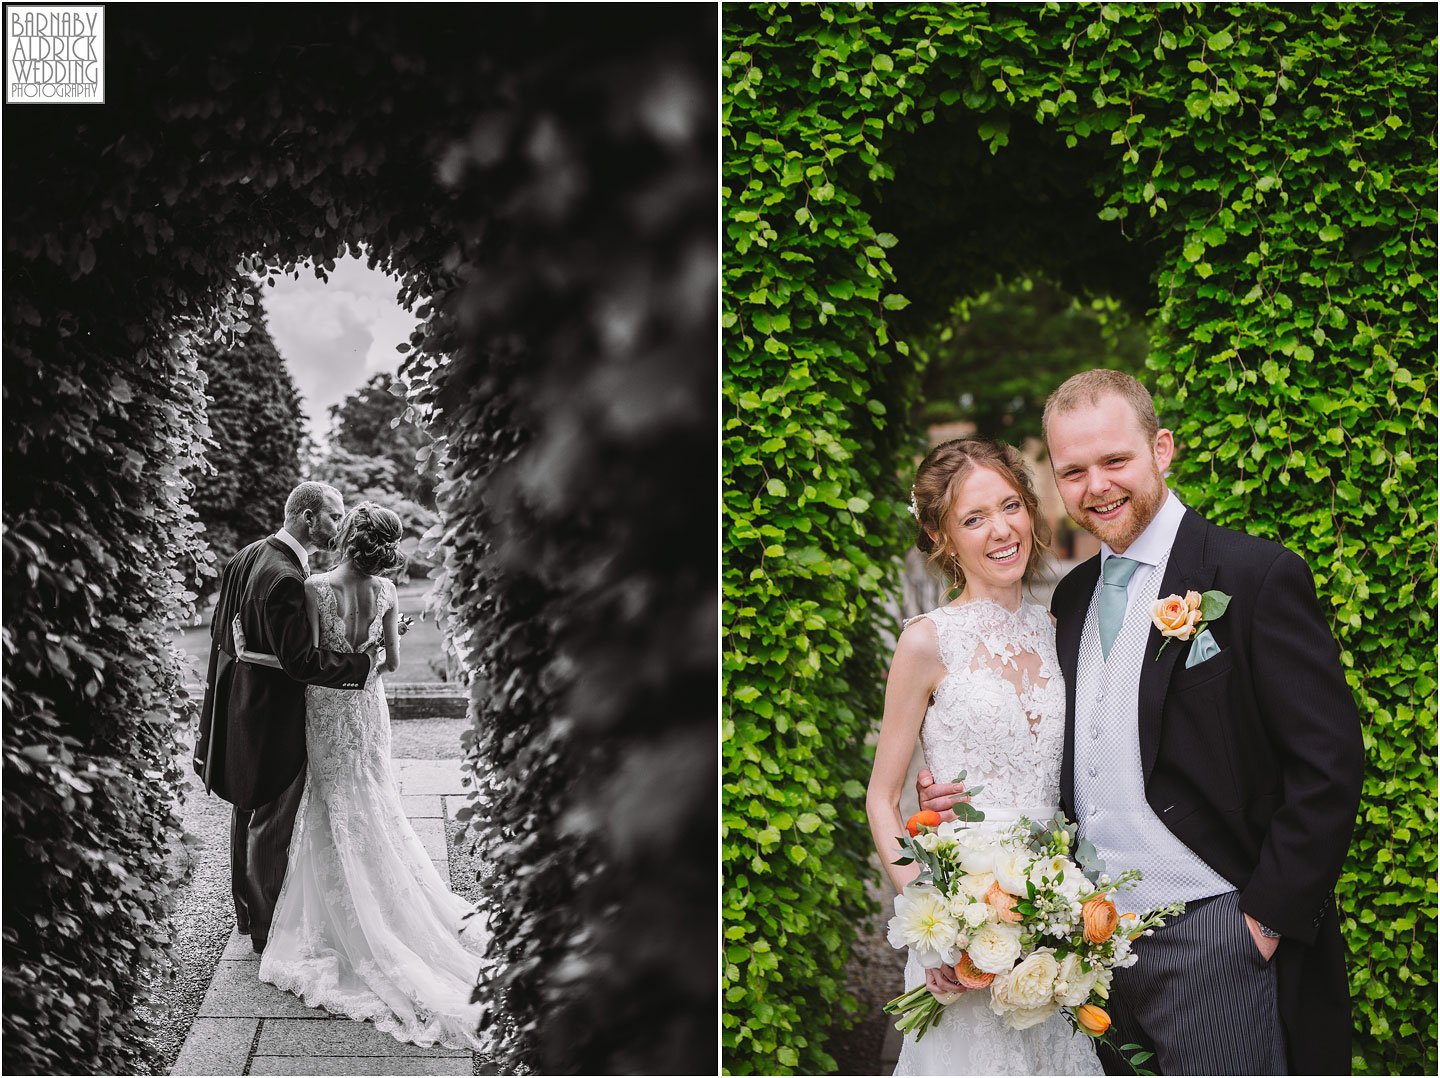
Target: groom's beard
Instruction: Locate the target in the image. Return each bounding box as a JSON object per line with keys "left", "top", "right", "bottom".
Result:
{"left": 1070, "top": 466, "right": 1166, "bottom": 551}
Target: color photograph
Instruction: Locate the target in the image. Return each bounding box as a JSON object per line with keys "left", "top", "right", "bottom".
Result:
{"left": 722, "top": 4, "right": 1436, "bottom": 1075}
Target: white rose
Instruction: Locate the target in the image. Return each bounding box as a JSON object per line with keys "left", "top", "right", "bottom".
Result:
{"left": 988, "top": 971, "right": 1063, "bottom": 1030}
{"left": 1005, "top": 948, "right": 1059, "bottom": 1008}
{"left": 1053, "top": 952, "right": 1099, "bottom": 1007}
{"left": 1002, "top": 999, "right": 1062, "bottom": 1030}
{"left": 962, "top": 901, "right": 991, "bottom": 928}
{"left": 992, "top": 847, "right": 1033, "bottom": 897}
{"left": 957, "top": 842, "right": 998, "bottom": 875}
{"left": 965, "top": 920, "right": 1022, "bottom": 974}
{"left": 957, "top": 871, "right": 997, "bottom": 901}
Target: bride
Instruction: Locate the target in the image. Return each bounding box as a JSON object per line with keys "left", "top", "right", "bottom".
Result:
{"left": 234, "top": 502, "right": 491, "bottom": 1052}
{"left": 866, "top": 439, "right": 1102, "bottom": 1076}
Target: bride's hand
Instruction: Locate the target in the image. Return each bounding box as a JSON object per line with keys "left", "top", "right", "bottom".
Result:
{"left": 925, "top": 965, "right": 968, "bottom": 1001}
{"left": 916, "top": 768, "right": 969, "bottom": 822}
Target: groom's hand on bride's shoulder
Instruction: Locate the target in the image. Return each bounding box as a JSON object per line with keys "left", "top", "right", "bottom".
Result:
{"left": 916, "top": 768, "right": 968, "bottom": 822}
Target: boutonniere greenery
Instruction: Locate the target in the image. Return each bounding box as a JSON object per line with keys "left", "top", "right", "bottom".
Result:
{"left": 1150, "top": 589, "right": 1231, "bottom": 659}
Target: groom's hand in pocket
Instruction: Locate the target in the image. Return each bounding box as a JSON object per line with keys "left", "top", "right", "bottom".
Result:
{"left": 916, "top": 769, "right": 968, "bottom": 822}
{"left": 1243, "top": 911, "right": 1280, "bottom": 962}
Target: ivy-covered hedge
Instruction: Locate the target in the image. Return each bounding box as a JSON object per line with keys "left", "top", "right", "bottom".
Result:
{"left": 5, "top": 8, "right": 714, "bottom": 1074}
{"left": 722, "top": 4, "right": 1436, "bottom": 1074}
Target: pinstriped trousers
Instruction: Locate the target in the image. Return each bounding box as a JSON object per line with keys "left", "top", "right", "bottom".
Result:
{"left": 1099, "top": 890, "right": 1287, "bottom": 1076}
{"left": 230, "top": 764, "right": 306, "bottom": 949}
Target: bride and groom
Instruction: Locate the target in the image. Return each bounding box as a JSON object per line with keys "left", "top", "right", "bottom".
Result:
{"left": 867, "top": 369, "right": 1364, "bottom": 1075}
{"left": 194, "top": 481, "right": 489, "bottom": 1051}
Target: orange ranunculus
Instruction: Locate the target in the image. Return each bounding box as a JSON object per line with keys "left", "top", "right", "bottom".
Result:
{"left": 953, "top": 951, "right": 997, "bottom": 990}
{"left": 985, "top": 880, "right": 1023, "bottom": 924}
{"left": 906, "top": 809, "right": 942, "bottom": 836}
{"left": 1151, "top": 595, "right": 1203, "bottom": 640}
{"left": 1082, "top": 896, "right": 1119, "bottom": 943}
{"left": 1076, "top": 1003, "right": 1111, "bottom": 1035}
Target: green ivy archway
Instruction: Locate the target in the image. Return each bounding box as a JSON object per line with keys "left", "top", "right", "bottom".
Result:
{"left": 722, "top": 4, "right": 1436, "bottom": 1074}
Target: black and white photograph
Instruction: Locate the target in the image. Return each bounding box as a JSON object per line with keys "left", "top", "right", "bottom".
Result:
{"left": 4, "top": 5, "right": 716, "bottom": 1075}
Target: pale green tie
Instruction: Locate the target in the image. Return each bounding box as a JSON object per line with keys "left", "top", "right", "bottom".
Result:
{"left": 1099, "top": 556, "right": 1140, "bottom": 660}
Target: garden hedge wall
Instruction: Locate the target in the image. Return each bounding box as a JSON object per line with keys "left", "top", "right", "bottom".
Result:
{"left": 4, "top": 8, "right": 713, "bottom": 1074}
{"left": 722, "top": 4, "right": 1436, "bottom": 1074}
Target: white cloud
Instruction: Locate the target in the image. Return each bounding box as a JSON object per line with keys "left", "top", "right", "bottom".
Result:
{"left": 261, "top": 254, "right": 421, "bottom": 442}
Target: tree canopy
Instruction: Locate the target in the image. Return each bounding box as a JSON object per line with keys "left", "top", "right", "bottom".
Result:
{"left": 186, "top": 297, "right": 306, "bottom": 596}
{"left": 327, "top": 371, "right": 436, "bottom": 509}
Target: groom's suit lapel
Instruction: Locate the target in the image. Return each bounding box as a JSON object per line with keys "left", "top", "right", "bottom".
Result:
{"left": 1137, "top": 507, "right": 1214, "bottom": 782}
{"left": 1056, "top": 555, "right": 1099, "bottom": 818}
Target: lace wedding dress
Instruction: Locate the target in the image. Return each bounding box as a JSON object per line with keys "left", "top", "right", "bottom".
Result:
{"left": 892, "top": 599, "right": 1102, "bottom": 1077}
{"left": 258, "top": 576, "right": 491, "bottom": 1052}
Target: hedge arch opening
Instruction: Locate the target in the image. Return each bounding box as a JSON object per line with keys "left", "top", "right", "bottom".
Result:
{"left": 723, "top": 6, "right": 1435, "bottom": 1075}
{"left": 5, "top": 9, "right": 714, "bottom": 1077}
{"left": 865, "top": 107, "right": 1164, "bottom": 622}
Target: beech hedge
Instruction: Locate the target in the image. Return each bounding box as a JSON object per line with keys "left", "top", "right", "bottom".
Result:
{"left": 4, "top": 8, "right": 714, "bottom": 1074}
{"left": 722, "top": 4, "right": 1436, "bottom": 1074}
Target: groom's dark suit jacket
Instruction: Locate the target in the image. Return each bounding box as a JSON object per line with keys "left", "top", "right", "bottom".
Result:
{"left": 1052, "top": 507, "right": 1364, "bottom": 1075}
{"left": 195, "top": 536, "right": 370, "bottom": 809}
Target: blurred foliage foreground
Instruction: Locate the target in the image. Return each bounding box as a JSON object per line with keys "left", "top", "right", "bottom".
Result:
{"left": 3, "top": 8, "right": 714, "bottom": 1075}
{"left": 722, "top": 3, "right": 1435, "bottom": 1074}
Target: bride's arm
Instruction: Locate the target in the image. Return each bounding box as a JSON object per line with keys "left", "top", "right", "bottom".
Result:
{"left": 231, "top": 614, "right": 282, "bottom": 669}
{"left": 304, "top": 580, "right": 321, "bottom": 649}
{"left": 866, "top": 617, "right": 945, "bottom": 894}
{"left": 380, "top": 590, "right": 400, "bottom": 675}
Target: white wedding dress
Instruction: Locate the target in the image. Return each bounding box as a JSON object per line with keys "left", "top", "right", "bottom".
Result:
{"left": 893, "top": 599, "right": 1102, "bottom": 1077}
{"left": 258, "top": 576, "right": 491, "bottom": 1052}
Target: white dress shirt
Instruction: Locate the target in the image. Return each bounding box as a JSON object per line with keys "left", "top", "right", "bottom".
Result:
{"left": 1097, "top": 488, "right": 1186, "bottom": 608}
{"left": 274, "top": 527, "right": 310, "bottom": 573}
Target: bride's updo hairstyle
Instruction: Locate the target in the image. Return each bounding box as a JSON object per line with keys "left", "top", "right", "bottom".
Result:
{"left": 912, "top": 438, "right": 1052, "bottom": 590}
{"left": 335, "top": 502, "right": 407, "bottom": 577}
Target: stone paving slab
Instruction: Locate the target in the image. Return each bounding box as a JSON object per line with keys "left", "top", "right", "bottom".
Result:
{"left": 171, "top": 1017, "right": 259, "bottom": 1075}
{"left": 257, "top": 1019, "right": 470, "bottom": 1058}
{"left": 248, "top": 1057, "right": 471, "bottom": 1075}
{"left": 198, "top": 962, "right": 341, "bottom": 1019}
{"left": 400, "top": 794, "right": 445, "bottom": 818}
{"left": 394, "top": 759, "right": 469, "bottom": 796}
{"left": 177, "top": 757, "right": 480, "bottom": 1075}
{"left": 222, "top": 929, "right": 261, "bottom": 962}
{"left": 412, "top": 816, "right": 447, "bottom": 860}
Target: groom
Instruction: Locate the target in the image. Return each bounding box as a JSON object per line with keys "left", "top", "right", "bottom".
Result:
{"left": 195, "top": 481, "right": 375, "bottom": 954}
{"left": 920, "top": 370, "right": 1363, "bottom": 1075}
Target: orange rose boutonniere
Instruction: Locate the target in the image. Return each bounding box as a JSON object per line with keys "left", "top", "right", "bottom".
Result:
{"left": 1151, "top": 588, "right": 1231, "bottom": 659}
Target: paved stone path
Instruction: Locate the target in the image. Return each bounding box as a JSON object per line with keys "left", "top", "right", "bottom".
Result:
{"left": 170, "top": 760, "right": 482, "bottom": 1076}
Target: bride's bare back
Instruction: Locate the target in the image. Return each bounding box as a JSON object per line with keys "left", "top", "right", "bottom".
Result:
{"left": 305, "top": 563, "right": 400, "bottom": 671}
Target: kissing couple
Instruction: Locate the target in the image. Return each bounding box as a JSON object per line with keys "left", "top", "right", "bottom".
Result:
{"left": 195, "top": 481, "right": 491, "bottom": 1051}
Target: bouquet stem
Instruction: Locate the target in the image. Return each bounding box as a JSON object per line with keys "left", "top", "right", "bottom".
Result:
{"left": 883, "top": 983, "right": 949, "bottom": 1042}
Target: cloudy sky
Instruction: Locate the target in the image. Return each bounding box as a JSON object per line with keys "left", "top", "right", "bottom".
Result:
{"left": 260, "top": 254, "right": 419, "bottom": 444}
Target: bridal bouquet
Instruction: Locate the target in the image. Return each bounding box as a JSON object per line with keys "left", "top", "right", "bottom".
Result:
{"left": 882, "top": 785, "right": 1181, "bottom": 1059}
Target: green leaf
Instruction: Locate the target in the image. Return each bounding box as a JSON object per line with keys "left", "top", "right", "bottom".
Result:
{"left": 1199, "top": 591, "right": 1232, "bottom": 621}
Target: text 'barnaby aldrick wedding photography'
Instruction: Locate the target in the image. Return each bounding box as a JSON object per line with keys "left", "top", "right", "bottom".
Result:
{"left": 6, "top": 4, "right": 104, "bottom": 103}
